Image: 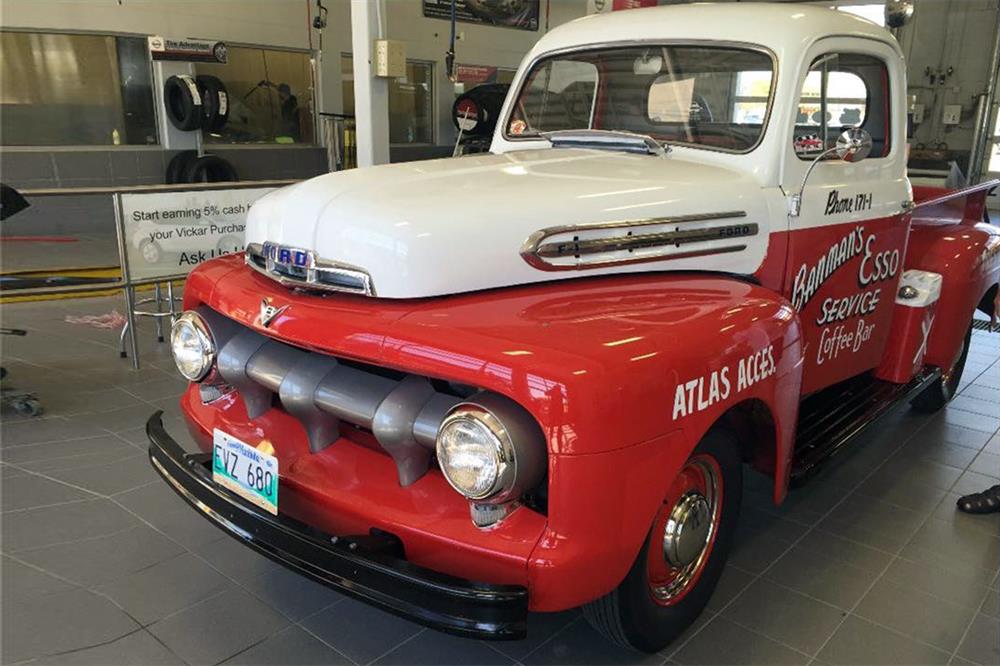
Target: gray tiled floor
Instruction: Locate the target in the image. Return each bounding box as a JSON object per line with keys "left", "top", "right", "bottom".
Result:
{"left": 2, "top": 295, "right": 999, "bottom": 666}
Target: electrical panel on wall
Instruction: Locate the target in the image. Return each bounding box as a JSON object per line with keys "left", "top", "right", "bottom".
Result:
{"left": 374, "top": 40, "right": 406, "bottom": 78}
{"left": 942, "top": 105, "right": 962, "bottom": 125}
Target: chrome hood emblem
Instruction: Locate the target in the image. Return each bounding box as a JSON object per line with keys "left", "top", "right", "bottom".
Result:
{"left": 263, "top": 241, "right": 312, "bottom": 273}
{"left": 258, "top": 298, "right": 288, "bottom": 328}
{"left": 246, "top": 242, "right": 375, "bottom": 296}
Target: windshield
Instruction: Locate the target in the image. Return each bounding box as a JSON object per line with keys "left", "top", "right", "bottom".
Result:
{"left": 506, "top": 45, "right": 775, "bottom": 153}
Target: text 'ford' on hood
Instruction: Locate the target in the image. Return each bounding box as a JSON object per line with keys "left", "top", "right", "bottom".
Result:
{"left": 244, "top": 148, "right": 771, "bottom": 299}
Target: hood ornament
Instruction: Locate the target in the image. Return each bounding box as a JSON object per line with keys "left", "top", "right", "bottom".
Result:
{"left": 259, "top": 298, "right": 288, "bottom": 328}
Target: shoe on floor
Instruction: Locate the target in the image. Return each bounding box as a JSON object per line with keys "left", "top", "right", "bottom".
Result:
{"left": 957, "top": 485, "right": 1000, "bottom": 514}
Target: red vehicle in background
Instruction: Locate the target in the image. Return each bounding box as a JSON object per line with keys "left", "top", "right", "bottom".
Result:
{"left": 149, "top": 5, "right": 1000, "bottom": 652}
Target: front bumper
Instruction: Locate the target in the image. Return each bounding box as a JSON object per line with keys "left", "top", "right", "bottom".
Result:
{"left": 146, "top": 411, "right": 529, "bottom": 640}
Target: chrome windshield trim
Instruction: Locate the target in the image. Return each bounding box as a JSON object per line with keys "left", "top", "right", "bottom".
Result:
{"left": 541, "top": 130, "right": 669, "bottom": 156}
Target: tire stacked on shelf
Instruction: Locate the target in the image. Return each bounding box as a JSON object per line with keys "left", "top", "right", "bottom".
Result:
{"left": 196, "top": 74, "right": 230, "bottom": 133}
{"left": 162, "top": 74, "right": 237, "bottom": 183}
{"left": 163, "top": 74, "right": 204, "bottom": 131}
{"left": 165, "top": 150, "right": 197, "bottom": 184}
{"left": 165, "top": 151, "right": 239, "bottom": 184}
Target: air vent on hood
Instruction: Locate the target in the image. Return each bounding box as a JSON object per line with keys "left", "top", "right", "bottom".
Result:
{"left": 520, "top": 210, "right": 754, "bottom": 271}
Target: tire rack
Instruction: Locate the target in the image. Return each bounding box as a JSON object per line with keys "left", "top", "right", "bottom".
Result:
{"left": 9, "top": 180, "right": 297, "bottom": 370}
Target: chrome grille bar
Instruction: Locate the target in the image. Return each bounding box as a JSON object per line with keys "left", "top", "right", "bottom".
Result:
{"left": 521, "top": 210, "right": 751, "bottom": 271}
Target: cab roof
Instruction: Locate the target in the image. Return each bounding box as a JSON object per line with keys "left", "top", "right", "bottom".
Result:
{"left": 530, "top": 3, "right": 899, "bottom": 60}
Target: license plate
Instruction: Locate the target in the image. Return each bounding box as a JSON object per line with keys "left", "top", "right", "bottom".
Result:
{"left": 212, "top": 429, "right": 278, "bottom": 515}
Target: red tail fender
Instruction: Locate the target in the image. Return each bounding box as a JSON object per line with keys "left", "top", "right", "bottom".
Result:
{"left": 907, "top": 181, "right": 1000, "bottom": 369}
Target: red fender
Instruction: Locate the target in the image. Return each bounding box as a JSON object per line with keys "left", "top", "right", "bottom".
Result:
{"left": 907, "top": 183, "right": 1000, "bottom": 369}
{"left": 181, "top": 257, "right": 803, "bottom": 610}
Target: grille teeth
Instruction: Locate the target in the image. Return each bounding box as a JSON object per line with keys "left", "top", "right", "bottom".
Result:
{"left": 200, "top": 307, "right": 461, "bottom": 486}
{"left": 278, "top": 355, "right": 340, "bottom": 454}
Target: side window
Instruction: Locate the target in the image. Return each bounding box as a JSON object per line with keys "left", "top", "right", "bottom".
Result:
{"left": 792, "top": 53, "right": 890, "bottom": 160}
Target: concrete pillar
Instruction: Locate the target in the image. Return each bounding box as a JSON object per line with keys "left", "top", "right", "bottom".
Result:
{"left": 350, "top": 0, "right": 390, "bottom": 167}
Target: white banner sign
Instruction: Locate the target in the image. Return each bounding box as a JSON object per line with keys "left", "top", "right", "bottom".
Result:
{"left": 120, "top": 187, "right": 275, "bottom": 281}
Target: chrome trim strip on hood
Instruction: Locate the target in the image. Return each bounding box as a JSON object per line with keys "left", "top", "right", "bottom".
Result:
{"left": 520, "top": 210, "right": 750, "bottom": 271}
{"left": 536, "top": 223, "right": 760, "bottom": 258}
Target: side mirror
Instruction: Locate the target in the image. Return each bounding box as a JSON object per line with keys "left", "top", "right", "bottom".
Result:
{"left": 834, "top": 127, "right": 873, "bottom": 163}
{"left": 789, "top": 128, "right": 873, "bottom": 217}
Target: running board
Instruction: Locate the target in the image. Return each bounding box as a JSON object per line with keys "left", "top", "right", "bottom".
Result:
{"left": 790, "top": 367, "right": 941, "bottom": 485}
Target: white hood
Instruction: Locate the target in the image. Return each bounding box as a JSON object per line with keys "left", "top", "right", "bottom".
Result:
{"left": 245, "top": 148, "right": 772, "bottom": 299}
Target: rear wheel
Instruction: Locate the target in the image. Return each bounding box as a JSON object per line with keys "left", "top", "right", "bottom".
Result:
{"left": 583, "top": 428, "right": 742, "bottom": 652}
{"left": 911, "top": 323, "right": 971, "bottom": 413}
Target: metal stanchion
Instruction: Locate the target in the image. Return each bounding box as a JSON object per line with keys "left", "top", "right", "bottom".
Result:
{"left": 113, "top": 193, "right": 141, "bottom": 370}
{"left": 124, "top": 286, "right": 140, "bottom": 370}
{"left": 166, "top": 281, "right": 176, "bottom": 323}
{"left": 154, "top": 283, "right": 164, "bottom": 343}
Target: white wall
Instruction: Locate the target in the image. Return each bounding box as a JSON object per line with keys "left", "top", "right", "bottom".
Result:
{"left": 0, "top": 0, "right": 340, "bottom": 126}
{"left": 1, "top": 0, "right": 590, "bottom": 150}
{"left": 894, "top": 0, "right": 1000, "bottom": 160}
{"left": 319, "top": 0, "right": 590, "bottom": 147}
{"left": 0, "top": 0, "right": 311, "bottom": 47}
{"left": 7, "top": 0, "right": 995, "bottom": 162}
{"left": 737, "top": 0, "right": 1000, "bottom": 175}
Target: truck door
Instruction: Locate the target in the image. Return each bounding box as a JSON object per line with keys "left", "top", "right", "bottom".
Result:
{"left": 780, "top": 39, "right": 910, "bottom": 394}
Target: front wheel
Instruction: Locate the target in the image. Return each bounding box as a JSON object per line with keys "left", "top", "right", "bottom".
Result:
{"left": 583, "top": 428, "right": 742, "bottom": 653}
{"left": 911, "top": 323, "right": 972, "bottom": 413}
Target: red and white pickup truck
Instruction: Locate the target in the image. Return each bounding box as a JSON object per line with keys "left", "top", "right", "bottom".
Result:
{"left": 150, "top": 4, "right": 1000, "bottom": 652}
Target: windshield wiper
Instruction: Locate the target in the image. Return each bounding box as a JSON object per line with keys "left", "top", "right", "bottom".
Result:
{"left": 540, "top": 129, "right": 669, "bottom": 157}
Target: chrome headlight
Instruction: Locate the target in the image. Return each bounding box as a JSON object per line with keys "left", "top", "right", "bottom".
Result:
{"left": 435, "top": 393, "right": 546, "bottom": 504}
{"left": 170, "top": 311, "right": 216, "bottom": 381}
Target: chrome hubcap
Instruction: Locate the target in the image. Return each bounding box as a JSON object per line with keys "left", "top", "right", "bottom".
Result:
{"left": 662, "top": 492, "right": 712, "bottom": 568}
{"left": 647, "top": 456, "right": 722, "bottom": 605}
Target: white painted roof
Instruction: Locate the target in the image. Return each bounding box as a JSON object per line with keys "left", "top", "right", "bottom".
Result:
{"left": 530, "top": 2, "right": 898, "bottom": 59}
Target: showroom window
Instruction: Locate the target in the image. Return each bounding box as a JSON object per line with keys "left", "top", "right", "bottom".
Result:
{"left": 0, "top": 31, "right": 157, "bottom": 146}
{"left": 792, "top": 52, "right": 891, "bottom": 159}
{"left": 341, "top": 55, "right": 435, "bottom": 144}
{"left": 196, "top": 46, "right": 316, "bottom": 145}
